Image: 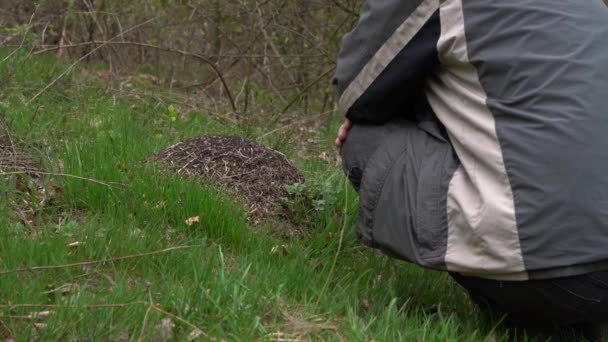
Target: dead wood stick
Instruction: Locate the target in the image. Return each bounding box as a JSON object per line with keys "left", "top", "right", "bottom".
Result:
{"left": 0, "top": 245, "right": 203, "bottom": 276}
{"left": 0, "top": 302, "right": 149, "bottom": 309}
{"left": 0, "top": 171, "right": 122, "bottom": 188}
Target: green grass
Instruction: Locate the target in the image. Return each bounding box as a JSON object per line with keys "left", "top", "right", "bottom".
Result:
{"left": 0, "top": 50, "right": 509, "bottom": 341}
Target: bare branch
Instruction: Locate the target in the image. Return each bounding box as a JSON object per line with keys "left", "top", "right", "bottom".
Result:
{"left": 0, "top": 171, "right": 123, "bottom": 188}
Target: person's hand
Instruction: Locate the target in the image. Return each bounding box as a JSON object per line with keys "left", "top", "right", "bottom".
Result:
{"left": 335, "top": 118, "right": 353, "bottom": 153}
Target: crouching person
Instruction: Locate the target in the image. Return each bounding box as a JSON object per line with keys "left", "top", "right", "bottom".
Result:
{"left": 334, "top": 0, "right": 608, "bottom": 340}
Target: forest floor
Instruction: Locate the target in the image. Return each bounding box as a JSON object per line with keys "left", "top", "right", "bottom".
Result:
{"left": 0, "top": 49, "right": 519, "bottom": 341}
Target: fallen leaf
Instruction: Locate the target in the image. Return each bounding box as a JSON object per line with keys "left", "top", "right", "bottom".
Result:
{"left": 271, "top": 245, "right": 289, "bottom": 256}
{"left": 68, "top": 241, "right": 82, "bottom": 248}
{"left": 361, "top": 298, "right": 370, "bottom": 311}
{"left": 187, "top": 328, "right": 205, "bottom": 341}
{"left": 31, "top": 311, "right": 54, "bottom": 321}
{"left": 152, "top": 318, "right": 175, "bottom": 342}
{"left": 185, "top": 216, "right": 200, "bottom": 226}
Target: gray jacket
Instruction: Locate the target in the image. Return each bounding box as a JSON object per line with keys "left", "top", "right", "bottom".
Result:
{"left": 336, "top": 0, "right": 608, "bottom": 280}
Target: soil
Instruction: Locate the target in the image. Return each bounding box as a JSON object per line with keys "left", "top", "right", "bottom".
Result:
{"left": 147, "top": 135, "right": 305, "bottom": 225}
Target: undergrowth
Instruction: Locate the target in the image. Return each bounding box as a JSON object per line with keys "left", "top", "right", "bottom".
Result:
{"left": 0, "top": 50, "right": 509, "bottom": 341}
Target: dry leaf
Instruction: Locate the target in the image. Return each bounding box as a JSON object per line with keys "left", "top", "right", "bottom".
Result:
{"left": 271, "top": 245, "right": 289, "bottom": 256}
{"left": 30, "top": 323, "right": 47, "bottom": 340}
{"left": 187, "top": 329, "right": 205, "bottom": 341}
{"left": 152, "top": 318, "right": 175, "bottom": 342}
{"left": 185, "top": 216, "right": 200, "bottom": 226}
{"left": 154, "top": 200, "right": 167, "bottom": 209}
{"left": 68, "top": 241, "right": 82, "bottom": 248}
{"left": 31, "top": 311, "right": 53, "bottom": 321}
{"left": 318, "top": 152, "right": 330, "bottom": 162}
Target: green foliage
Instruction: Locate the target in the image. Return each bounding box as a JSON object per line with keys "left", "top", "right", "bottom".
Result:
{"left": 0, "top": 43, "right": 513, "bottom": 342}
{"left": 281, "top": 173, "right": 344, "bottom": 229}
{"left": 1, "top": 0, "right": 358, "bottom": 119}
{"left": 0, "top": 24, "right": 29, "bottom": 36}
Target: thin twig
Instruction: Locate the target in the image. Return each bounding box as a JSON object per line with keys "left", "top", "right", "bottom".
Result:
{"left": 137, "top": 291, "right": 154, "bottom": 342}
{"left": 0, "top": 302, "right": 149, "bottom": 309}
{"left": 0, "top": 245, "right": 203, "bottom": 275}
{"left": 0, "top": 171, "right": 123, "bottom": 188}
{"left": 33, "top": 40, "right": 236, "bottom": 111}
{"left": 0, "top": 317, "right": 14, "bottom": 340}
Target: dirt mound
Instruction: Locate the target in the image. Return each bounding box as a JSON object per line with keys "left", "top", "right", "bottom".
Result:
{"left": 147, "top": 135, "right": 305, "bottom": 225}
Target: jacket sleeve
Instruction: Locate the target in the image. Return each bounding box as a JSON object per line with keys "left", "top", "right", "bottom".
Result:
{"left": 334, "top": 0, "right": 441, "bottom": 124}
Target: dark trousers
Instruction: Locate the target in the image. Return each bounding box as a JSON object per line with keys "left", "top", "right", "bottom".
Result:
{"left": 450, "top": 271, "right": 608, "bottom": 340}
{"left": 342, "top": 120, "right": 608, "bottom": 339}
